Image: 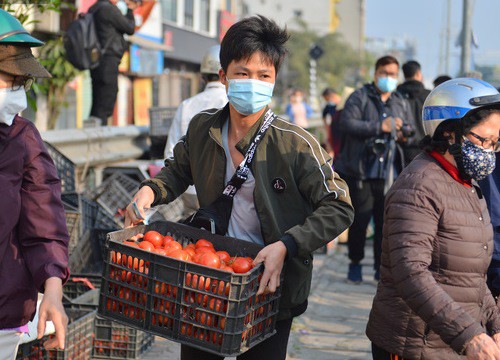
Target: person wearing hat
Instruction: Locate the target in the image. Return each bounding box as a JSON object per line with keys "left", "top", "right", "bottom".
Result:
{"left": 0, "top": 9, "right": 70, "bottom": 357}
{"left": 162, "top": 45, "right": 228, "bottom": 218}
{"left": 367, "top": 78, "right": 500, "bottom": 359}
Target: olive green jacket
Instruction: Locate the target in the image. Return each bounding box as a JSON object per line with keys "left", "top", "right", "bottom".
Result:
{"left": 143, "top": 105, "right": 354, "bottom": 320}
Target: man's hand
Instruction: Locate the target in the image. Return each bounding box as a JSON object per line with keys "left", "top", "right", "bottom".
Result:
{"left": 381, "top": 116, "right": 403, "bottom": 133}
{"left": 465, "top": 333, "right": 500, "bottom": 360}
{"left": 38, "top": 277, "right": 68, "bottom": 350}
{"left": 253, "top": 241, "right": 287, "bottom": 295}
{"left": 125, "top": 186, "right": 155, "bottom": 227}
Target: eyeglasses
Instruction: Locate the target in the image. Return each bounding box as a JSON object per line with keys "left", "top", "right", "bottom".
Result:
{"left": 468, "top": 131, "right": 500, "bottom": 152}
{"left": 11, "top": 75, "right": 35, "bottom": 92}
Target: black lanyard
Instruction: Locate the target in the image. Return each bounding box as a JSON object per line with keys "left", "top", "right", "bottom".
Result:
{"left": 222, "top": 109, "right": 277, "bottom": 198}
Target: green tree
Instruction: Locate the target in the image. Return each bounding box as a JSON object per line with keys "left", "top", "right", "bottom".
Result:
{"left": 3, "top": 0, "right": 80, "bottom": 129}
{"left": 283, "top": 22, "right": 373, "bottom": 102}
{"left": 1, "top": 0, "right": 63, "bottom": 25}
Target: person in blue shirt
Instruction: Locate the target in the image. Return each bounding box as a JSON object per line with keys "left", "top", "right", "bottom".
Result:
{"left": 482, "top": 155, "right": 500, "bottom": 298}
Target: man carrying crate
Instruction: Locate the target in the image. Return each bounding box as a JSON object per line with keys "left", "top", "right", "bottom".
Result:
{"left": 163, "top": 45, "right": 228, "bottom": 218}
{"left": 126, "top": 15, "right": 354, "bottom": 359}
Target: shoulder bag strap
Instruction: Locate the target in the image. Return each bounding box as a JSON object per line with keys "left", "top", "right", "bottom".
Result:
{"left": 222, "top": 109, "right": 277, "bottom": 198}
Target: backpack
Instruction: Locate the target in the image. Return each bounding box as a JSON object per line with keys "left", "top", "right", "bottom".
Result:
{"left": 63, "top": 6, "right": 108, "bottom": 70}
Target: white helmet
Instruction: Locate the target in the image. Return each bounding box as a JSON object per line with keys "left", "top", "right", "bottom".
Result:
{"left": 200, "top": 45, "right": 221, "bottom": 75}
{"left": 422, "top": 77, "right": 500, "bottom": 136}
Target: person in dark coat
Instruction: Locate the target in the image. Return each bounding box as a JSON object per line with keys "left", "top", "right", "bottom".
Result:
{"left": 482, "top": 155, "right": 500, "bottom": 297}
{"left": 88, "top": 0, "right": 138, "bottom": 125}
{"left": 397, "top": 60, "right": 431, "bottom": 164}
{"left": 335, "top": 55, "right": 415, "bottom": 283}
{"left": 0, "top": 9, "right": 70, "bottom": 357}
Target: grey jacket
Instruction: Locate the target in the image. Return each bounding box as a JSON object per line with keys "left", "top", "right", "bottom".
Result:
{"left": 366, "top": 152, "right": 500, "bottom": 359}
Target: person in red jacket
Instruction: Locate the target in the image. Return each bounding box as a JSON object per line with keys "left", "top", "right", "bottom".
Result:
{"left": 0, "top": 9, "right": 70, "bottom": 358}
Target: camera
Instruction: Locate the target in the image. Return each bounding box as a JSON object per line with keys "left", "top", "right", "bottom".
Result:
{"left": 401, "top": 124, "right": 415, "bottom": 138}
{"left": 368, "top": 138, "right": 388, "bottom": 157}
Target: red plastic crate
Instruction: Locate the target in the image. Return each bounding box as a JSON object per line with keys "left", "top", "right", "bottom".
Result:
{"left": 98, "top": 221, "right": 282, "bottom": 357}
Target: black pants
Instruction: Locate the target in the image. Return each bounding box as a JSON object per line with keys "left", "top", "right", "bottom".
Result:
{"left": 372, "top": 342, "right": 403, "bottom": 360}
{"left": 180, "top": 318, "right": 293, "bottom": 360}
{"left": 90, "top": 55, "right": 121, "bottom": 123}
{"left": 344, "top": 177, "right": 385, "bottom": 271}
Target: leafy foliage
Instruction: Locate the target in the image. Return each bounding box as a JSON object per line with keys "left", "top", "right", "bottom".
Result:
{"left": 283, "top": 22, "right": 374, "bottom": 98}
{"left": 2, "top": 0, "right": 64, "bottom": 26}
{"left": 35, "top": 37, "right": 80, "bottom": 129}
{"left": 5, "top": 1, "right": 79, "bottom": 129}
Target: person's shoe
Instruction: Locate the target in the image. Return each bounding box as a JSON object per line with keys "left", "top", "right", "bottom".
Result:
{"left": 374, "top": 269, "right": 380, "bottom": 282}
{"left": 347, "top": 263, "right": 362, "bottom": 284}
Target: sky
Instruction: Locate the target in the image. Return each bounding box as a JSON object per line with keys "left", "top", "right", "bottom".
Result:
{"left": 365, "top": 0, "right": 500, "bottom": 86}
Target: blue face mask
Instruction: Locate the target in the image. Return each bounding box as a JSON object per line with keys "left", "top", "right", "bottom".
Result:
{"left": 376, "top": 76, "right": 398, "bottom": 93}
{"left": 227, "top": 78, "right": 274, "bottom": 115}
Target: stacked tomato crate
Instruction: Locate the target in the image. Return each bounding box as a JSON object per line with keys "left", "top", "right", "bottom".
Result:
{"left": 15, "top": 308, "right": 95, "bottom": 360}
{"left": 98, "top": 221, "right": 282, "bottom": 357}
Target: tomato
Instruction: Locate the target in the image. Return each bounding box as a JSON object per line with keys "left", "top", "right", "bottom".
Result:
{"left": 154, "top": 247, "right": 168, "bottom": 256}
{"left": 184, "top": 247, "right": 196, "bottom": 258}
{"left": 195, "top": 246, "right": 215, "bottom": 255}
{"left": 231, "top": 257, "right": 253, "bottom": 273}
{"left": 143, "top": 231, "right": 163, "bottom": 248}
{"left": 124, "top": 240, "right": 139, "bottom": 247}
{"left": 198, "top": 252, "right": 221, "bottom": 269}
{"left": 168, "top": 249, "right": 190, "bottom": 262}
{"left": 215, "top": 251, "right": 231, "bottom": 263}
{"left": 165, "top": 241, "right": 183, "bottom": 254}
{"left": 138, "top": 240, "right": 155, "bottom": 252}
{"left": 208, "top": 298, "right": 223, "bottom": 312}
{"left": 162, "top": 235, "right": 175, "bottom": 247}
{"left": 220, "top": 264, "right": 234, "bottom": 272}
{"left": 195, "top": 239, "right": 214, "bottom": 249}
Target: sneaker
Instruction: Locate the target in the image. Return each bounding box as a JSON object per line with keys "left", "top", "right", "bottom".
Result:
{"left": 347, "top": 263, "right": 362, "bottom": 284}
{"left": 374, "top": 269, "right": 380, "bottom": 282}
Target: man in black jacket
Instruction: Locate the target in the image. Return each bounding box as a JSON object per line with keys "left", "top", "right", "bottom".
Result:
{"left": 88, "top": 0, "right": 137, "bottom": 125}
{"left": 397, "top": 60, "right": 431, "bottom": 164}
{"left": 335, "top": 55, "right": 415, "bottom": 284}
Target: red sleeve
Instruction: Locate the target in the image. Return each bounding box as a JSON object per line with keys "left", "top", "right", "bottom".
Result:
{"left": 18, "top": 123, "right": 70, "bottom": 292}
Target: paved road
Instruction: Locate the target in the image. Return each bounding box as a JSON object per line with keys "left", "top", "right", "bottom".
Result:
{"left": 141, "top": 243, "right": 378, "bottom": 360}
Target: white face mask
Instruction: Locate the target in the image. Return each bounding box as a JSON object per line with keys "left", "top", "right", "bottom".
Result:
{"left": 0, "top": 88, "right": 27, "bottom": 126}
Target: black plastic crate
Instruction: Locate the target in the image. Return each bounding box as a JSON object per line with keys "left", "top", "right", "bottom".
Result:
{"left": 16, "top": 338, "right": 49, "bottom": 360}
{"left": 94, "top": 207, "right": 122, "bottom": 230}
{"left": 46, "top": 308, "right": 96, "bottom": 360}
{"left": 93, "top": 316, "right": 154, "bottom": 359}
{"left": 63, "top": 273, "right": 102, "bottom": 300}
{"left": 65, "top": 209, "right": 80, "bottom": 255}
{"left": 44, "top": 142, "right": 76, "bottom": 193}
{"left": 69, "top": 230, "right": 104, "bottom": 274}
{"left": 62, "top": 192, "right": 101, "bottom": 234}
{"left": 98, "top": 221, "right": 281, "bottom": 357}
{"left": 148, "top": 106, "right": 176, "bottom": 137}
{"left": 16, "top": 309, "right": 96, "bottom": 360}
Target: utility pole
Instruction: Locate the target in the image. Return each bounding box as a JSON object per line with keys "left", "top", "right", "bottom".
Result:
{"left": 460, "top": 0, "right": 473, "bottom": 76}
{"left": 445, "top": 0, "right": 451, "bottom": 74}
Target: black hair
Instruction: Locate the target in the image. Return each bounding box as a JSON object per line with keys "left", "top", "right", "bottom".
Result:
{"left": 375, "top": 55, "right": 399, "bottom": 71}
{"left": 402, "top": 60, "right": 421, "bottom": 79}
{"left": 419, "top": 107, "right": 500, "bottom": 153}
{"left": 433, "top": 75, "right": 452, "bottom": 88}
{"left": 220, "top": 15, "right": 289, "bottom": 74}
{"left": 322, "top": 87, "right": 337, "bottom": 97}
